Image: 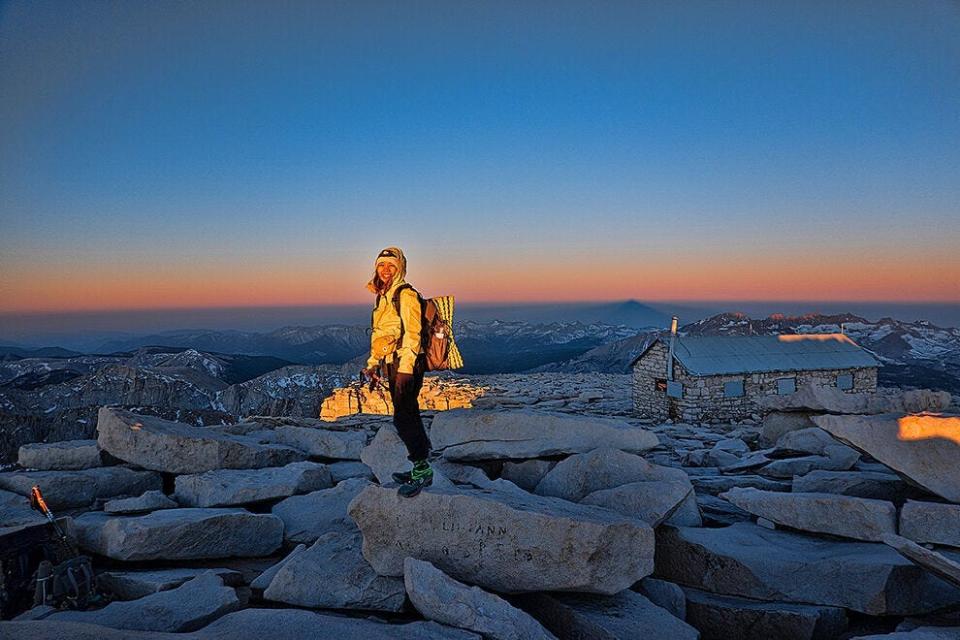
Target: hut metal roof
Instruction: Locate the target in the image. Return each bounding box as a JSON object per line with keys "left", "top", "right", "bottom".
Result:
{"left": 650, "top": 333, "right": 879, "bottom": 376}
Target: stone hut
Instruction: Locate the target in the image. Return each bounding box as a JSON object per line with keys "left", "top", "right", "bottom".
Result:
{"left": 631, "top": 333, "right": 879, "bottom": 423}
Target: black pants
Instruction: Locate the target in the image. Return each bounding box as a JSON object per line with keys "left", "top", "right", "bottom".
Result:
{"left": 386, "top": 353, "right": 431, "bottom": 462}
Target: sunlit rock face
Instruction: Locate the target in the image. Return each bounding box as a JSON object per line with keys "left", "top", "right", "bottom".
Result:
{"left": 812, "top": 412, "right": 960, "bottom": 502}
{"left": 319, "top": 377, "right": 485, "bottom": 421}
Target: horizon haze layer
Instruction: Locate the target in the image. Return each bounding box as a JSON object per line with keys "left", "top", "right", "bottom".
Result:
{"left": 2, "top": 299, "right": 959, "bottom": 353}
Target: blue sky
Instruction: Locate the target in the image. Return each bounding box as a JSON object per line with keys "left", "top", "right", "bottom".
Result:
{"left": 1, "top": 1, "right": 958, "bottom": 312}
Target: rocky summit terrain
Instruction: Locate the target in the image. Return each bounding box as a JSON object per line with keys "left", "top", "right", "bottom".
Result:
{"left": 0, "top": 313, "right": 960, "bottom": 465}
{"left": 2, "top": 379, "right": 960, "bottom": 639}
{"left": 0, "top": 320, "right": 648, "bottom": 464}
{"left": 0, "top": 346, "right": 359, "bottom": 465}
{"left": 4, "top": 312, "right": 959, "bottom": 467}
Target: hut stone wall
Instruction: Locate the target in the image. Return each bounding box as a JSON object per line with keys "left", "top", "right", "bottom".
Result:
{"left": 632, "top": 341, "right": 671, "bottom": 420}
{"left": 632, "top": 341, "right": 878, "bottom": 423}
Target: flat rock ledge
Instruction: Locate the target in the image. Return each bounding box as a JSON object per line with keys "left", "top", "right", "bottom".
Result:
{"left": 721, "top": 487, "right": 896, "bottom": 542}
{"left": 97, "top": 407, "right": 305, "bottom": 474}
{"left": 404, "top": 557, "right": 557, "bottom": 640}
{"left": 655, "top": 523, "right": 960, "bottom": 616}
{"left": 263, "top": 531, "right": 406, "bottom": 612}
{"left": 0, "top": 608, "right": 481, "bottom": 640}
{"left": 513, "top": 590, "right": 700, "bottom": 640}
{"left": 0, "top": 466, "right": 161, "bottom": 510}
{"left": 46, "top": 572, "right": 239, "bottom": 632}
{"left": 74, "top": 508, "right": 284, "bottom": 561}
{"left": 348, "top": 484, "right": 654, "bottom": 595}
{"left": 173, "top": 462, "right": 332, "bottom": 507}
{"left": 18, "top": 440, "right": 102, "bottom": 470}
{"left": 429, "top": 409, "right": 658, "bottom": 460}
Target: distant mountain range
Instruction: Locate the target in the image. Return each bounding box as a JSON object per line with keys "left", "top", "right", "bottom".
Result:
{"left": 529, "top": 333, "right": 659, "bottom": 375}
{"left": 6, "top": 311, "right": 960, "bottom": 383}
{"left": 455, "top": 299, "right": 703, "bottom": 329}
{"left": 454, "top": 320, "right": 640, "bottom": 373}
{"left": 536, "top": 312, "right": 960, "bottom": 393}
{"left": 94, "top": 326, "right": 370, "bottom": 364}
{"left": 81, "top": 319, "right": 647, "bottom": 374}
{"left": 0, "top": 345, "right": 85, "bottom": 359}
{"left": 1, "top": 310, "right": 957, "bottom": 465}
{"left": 0, "top": 299, "right": 699, "bottom": 350}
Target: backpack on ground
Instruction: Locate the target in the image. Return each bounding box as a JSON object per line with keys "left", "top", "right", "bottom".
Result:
{"left": 390, "top": 284, "right": 464, "bottom": 371}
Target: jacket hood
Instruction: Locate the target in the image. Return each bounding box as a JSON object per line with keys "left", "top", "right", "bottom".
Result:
{"left": 365, "top": 246, "right": 407, "bottom": 294}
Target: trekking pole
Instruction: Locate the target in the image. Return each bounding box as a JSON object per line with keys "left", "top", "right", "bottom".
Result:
{"left": 30, "top": 486, "right": 77, "bottom": 558}
{"left": 367, "top": 360, "right": 389, "bottom": 393}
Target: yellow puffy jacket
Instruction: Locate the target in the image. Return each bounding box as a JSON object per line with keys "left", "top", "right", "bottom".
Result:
{"left": 365, "top": 250, "right": 423, "bottom": 374}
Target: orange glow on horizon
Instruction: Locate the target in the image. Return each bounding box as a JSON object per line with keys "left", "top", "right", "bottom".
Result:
{"left": 2, "top": 251, "right": 958, "bottom": 314}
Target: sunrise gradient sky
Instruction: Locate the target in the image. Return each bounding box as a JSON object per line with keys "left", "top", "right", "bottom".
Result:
{"left": 2, "top": 1, "right": 959, "bottom": 314}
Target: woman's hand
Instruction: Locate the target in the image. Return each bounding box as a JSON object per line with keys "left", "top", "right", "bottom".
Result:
{"left": 361, "top": 367, "right": 381, "bottom": 390}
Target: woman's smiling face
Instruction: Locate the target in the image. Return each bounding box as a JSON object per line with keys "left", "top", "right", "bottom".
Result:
{"left": 376, "top": 261, "right": 398, "bottom": 283}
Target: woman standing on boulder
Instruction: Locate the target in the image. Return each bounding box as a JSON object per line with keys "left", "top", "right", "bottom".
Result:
{"left": 360, "top": 247, "right": 433, "bottom": 497}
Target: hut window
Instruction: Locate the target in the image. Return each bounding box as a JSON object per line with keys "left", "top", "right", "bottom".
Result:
{"left": 724, "top": 380, "right": 745, "bottom": 397}
{"left": 776, "top": 377, "right": 796, "bottom": 395}
{"left": 655, "top": 379, "right": 667, "bottom": 392}
{"left": 666, "top": 381, "right": 683, "bottom": 398}
{"left": 836, "top": 373, "right": 853, "bottom": 390}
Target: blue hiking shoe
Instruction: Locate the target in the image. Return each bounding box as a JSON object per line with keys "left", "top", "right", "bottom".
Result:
{"left": 398, "top": 462, "right": 433, "bottom": 498}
